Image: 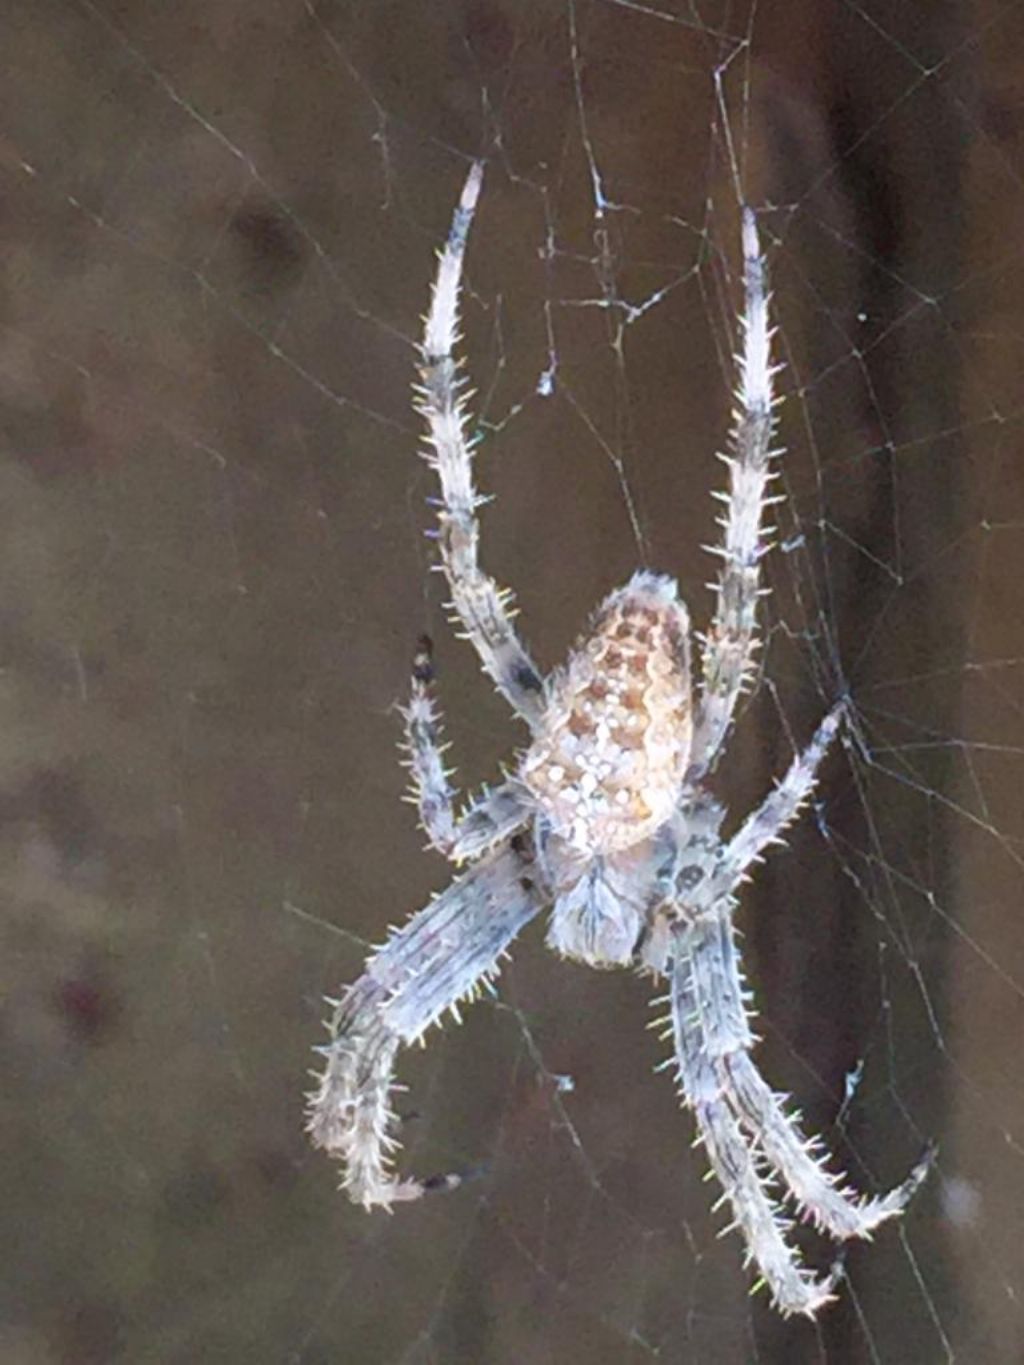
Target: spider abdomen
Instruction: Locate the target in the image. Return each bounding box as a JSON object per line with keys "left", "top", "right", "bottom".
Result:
{"left": 521, "top": 571, "right": 693, "bottom": 856}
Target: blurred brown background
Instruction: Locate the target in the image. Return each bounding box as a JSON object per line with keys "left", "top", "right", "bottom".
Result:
{"left": 0, "top": 1, "right": 1021, "bottom": 1361}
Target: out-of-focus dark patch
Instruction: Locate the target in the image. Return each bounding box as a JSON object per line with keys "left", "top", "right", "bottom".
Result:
{"left": 979, "top": 92, "right": 1024, "bottom": 145}
{"left": 5, "top": 385, "right": 95, "bottom": 482}
{"left": 251, "top": 1145, "right": 298, "bottom": 1190}
{"left": 230, "top": 203, "right": 305, "bottom": 290}
{"left": 160, "top": 1161, "right": 233, "bottom": 1230}
{"left": 463, "top": 1, "right": 515, "bottom": 71}
{"left": 53, "top": 968, "right": 122, "bottom": 1044}
{"left": 19, "top": 766, "right": 98, "bottom": 866}
{"left": 57, "top": 1299, "right": 124, "bottom": 1365}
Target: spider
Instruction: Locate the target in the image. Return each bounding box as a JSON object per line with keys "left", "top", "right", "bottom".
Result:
{"left": 306, "top": 163, "right": 932, "bottom": 1317}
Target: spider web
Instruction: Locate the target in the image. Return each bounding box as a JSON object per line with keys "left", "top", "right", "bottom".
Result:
{"left": 2, "top": 1, "right": 1021, "bottom": 1361}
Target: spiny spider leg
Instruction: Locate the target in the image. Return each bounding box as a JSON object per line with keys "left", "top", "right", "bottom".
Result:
{"left": 723, "top": 1049, "right": 935, "bottom": 1239}
{"left": 700, "top": 1099, "right": 844, "bottom": 1317}
{"left": 692, "top": 208, "right": 781, "bottom": 778}
{"left": 416, "top": 162, "right": 545, "bottom": 728}
{"left": 713, "top": 703, "right": 844, "bottom": 889}
{"left": 699, "top": 707, "right": 936, "bottom": 1241}
{"left": 401, "top": 634, "right": 530, "bottom": 863}
{"left": 307, "top": 838, "right": 543, "bottom": 1206}
{"left": 401, "top": 635, "right": 458, "bottom": 856}
{"left": 448, "top": 783, "right": 533, "bottom": 864}
{"left": 669, "top": 924, "right": 842, "bottom": 1317}
{"left": 683, "top": 911, "right": 927, "bottom": 1244}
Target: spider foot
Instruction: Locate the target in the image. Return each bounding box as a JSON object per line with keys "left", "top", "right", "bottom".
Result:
{"left": 356, "top": 1163, "right": 487, "bottom": 1209}
{"left": 837, "top": 1137, "right": 937, "bottom": 1237}
{"left": 747, "top": 1244, "right": 846, "bottom": 1320}
{"left": 421, "top": 1161, "right": 489, "bottom": 1195}
{"left": 892, "top": 1139, "right": 938, "bottom": 1210}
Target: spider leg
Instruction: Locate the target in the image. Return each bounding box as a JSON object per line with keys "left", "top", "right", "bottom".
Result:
{"left": 715, "top": 703, "right": 843, "bottom": 887}
{"left": 450, "top": 782, "right": 531, "bottom": 863}
{"left": 665, "top": 910, "right": 930, "bottom": 1314}
{"left": 307, "top": 837, "right": 543, "bottom": 1207}
{"left": 686, "top": 909, "right": 928, "bottom": 1239}
{"left": 401, "top": 634, "right": 459, "bottom": 855}
{"left": 400, "top": 634, "right": 530, "bottom": 862}
{"left": 722, "top": 1050, "right": 934, "bottom": 1240}
{"left": 416, "top": 163, "right": 545, "bottom": 728}
{"left": 668, "top": 919, "right": 842, "bottom": 1317}
{"left": 692, "top": 208, "right": 780, "bottom": 778}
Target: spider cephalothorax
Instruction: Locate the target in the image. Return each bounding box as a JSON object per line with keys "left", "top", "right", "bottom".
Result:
{"left": 306, "top": 164, "right": 931, "bottom": 1318}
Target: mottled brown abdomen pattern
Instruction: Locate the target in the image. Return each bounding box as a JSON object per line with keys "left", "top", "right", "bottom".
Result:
{"left": 521, "top": 572, "right": 693, "bottom": 854}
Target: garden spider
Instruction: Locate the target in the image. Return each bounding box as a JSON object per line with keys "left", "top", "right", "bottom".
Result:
{"left": 306, "top": 163, "right": 931, "bottom": 1317}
